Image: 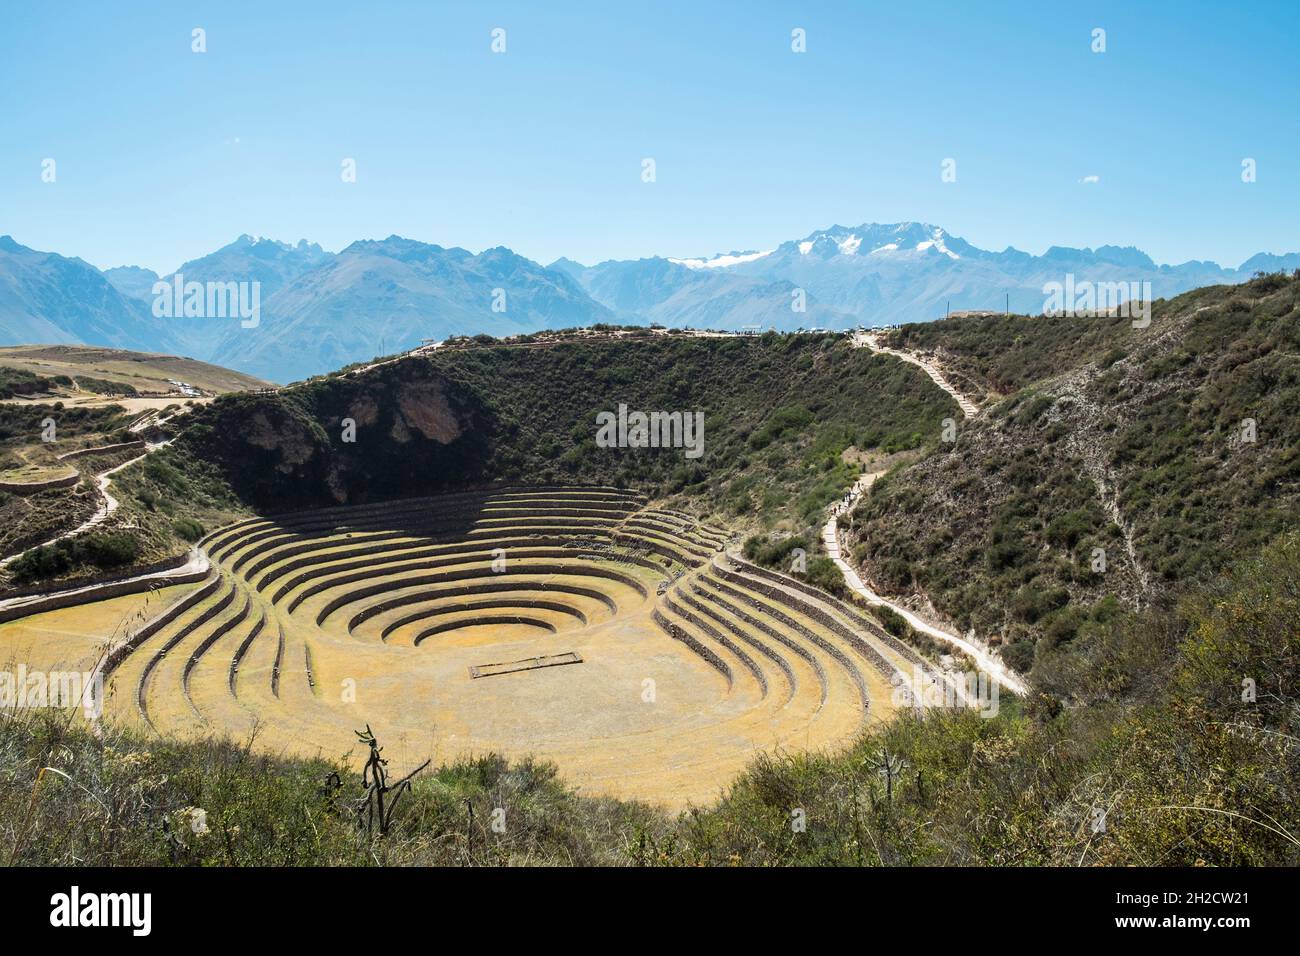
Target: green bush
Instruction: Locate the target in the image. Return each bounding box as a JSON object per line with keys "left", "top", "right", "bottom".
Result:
{"left": 172, "top": 517, "right": 205, "bottom": 542}
{"left": 9, "top": 531, "right": 141, "bottom": 583}
{"left": 743, "top": 534, "right": 807, "bottom": 570}
{"left": 876, "top": 604, "right": 910, "bottom": 638}
{"left": 802, "top": 556, "right": 846, "bottom": 598}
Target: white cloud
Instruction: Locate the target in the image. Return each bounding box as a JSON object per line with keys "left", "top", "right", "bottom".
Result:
{"left": 1079, "top": 174, "right": 1100, "bottom": 184}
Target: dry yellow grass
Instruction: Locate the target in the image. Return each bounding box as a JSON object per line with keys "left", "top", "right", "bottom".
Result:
{"left": 0, "top": 462, "right": 78, "bottom": 484}
{"left": 0, "top": 583, "right": 201, "bottom": 677}
{"left": 0, "top": 344, "right": 273, "bottom": 393}
{"left": 11, "top": 490, "right": 910, "bottom": 809}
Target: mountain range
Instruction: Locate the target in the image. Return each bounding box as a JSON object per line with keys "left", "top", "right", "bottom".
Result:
{"left": 2, "top": 224, "right": 1296, "bottom": 382}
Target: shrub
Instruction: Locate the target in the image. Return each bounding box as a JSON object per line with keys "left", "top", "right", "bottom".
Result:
{"left": 1001, "top": 637, "right": 1035, "bottom": 673}
{"left": 876, "top": 604, "right": 910, "bottom": 638}
{"left": 8, "top": 531, "right": 141, "bottom": 583}
{"left": 172, "top": 517, "right": 205, "bottom": 542}
{"left": 801, "top": 556, "right": 846, "bottom": 598}
{"left": 743, "top": 534, "right": 807, "bottom": 569}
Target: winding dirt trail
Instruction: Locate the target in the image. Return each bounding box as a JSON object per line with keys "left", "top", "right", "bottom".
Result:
{"left": 0, "top": 440, "right": 172, "bottom": 569}
{"left": 822, "top": 473, "right": 1028, "bottom": 697}
{"left": 833, "top": 331, "right": 1029, "bottom": 695}
{"left": 0, "top": 546, "right": 209, "bottom": 616}
{"left": 853, "top": 331, "right": 978, "bottom": 418}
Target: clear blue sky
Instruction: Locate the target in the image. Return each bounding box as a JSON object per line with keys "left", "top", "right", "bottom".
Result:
{"left": 1, "top": 0, "right": 1296, "bottom": 274}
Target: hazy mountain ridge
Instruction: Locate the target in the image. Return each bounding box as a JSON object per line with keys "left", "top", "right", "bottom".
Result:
{"left": 0, "top": 236, "right": 180, "bottom": 354}
{"left": 552, "top": 255, "right": 850, "bottom": 329}
{"left": 138, "top": 236, "right": 334, "bottom": 359}
{"left": 0, "top": 235, "right": 613, "bottom": 382}
{"left": 2, "top": 225, "right": 1297, "bottom": 382}
{"left": 101, "top": 264, "right": 161, "bottom": 301}
{"left": 210, "top": 236, "right": 614, "bottom": 382}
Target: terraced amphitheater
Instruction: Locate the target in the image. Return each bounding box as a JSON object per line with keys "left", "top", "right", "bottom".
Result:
{"left": 4, "top": 485, "right": 949, "bottom": 807}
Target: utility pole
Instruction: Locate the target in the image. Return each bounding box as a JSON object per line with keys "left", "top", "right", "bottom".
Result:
{"left": 1005, "top": 292, "right": 1010, "bottom": 317}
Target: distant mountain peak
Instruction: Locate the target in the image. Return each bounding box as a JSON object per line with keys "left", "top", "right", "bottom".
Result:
{"left": 223, "top": 234, "right": 325, "bottom": 255}
{"left": 547, "top": 256, "right": 589, "bottom": 274}
{"left": 340, "top": 235, "right": 451, "bottom": 258}
{"left": 779, "top": 222, "right": 961, "bottom": 260}
{"left": 562, "top": 221, "right": 1300, "bottom": 338}
{"left": 0, "top": 237, "right": 182, "bottom": 354}
{"left": 1092, "top": 245, "right": 1157, "bottom": 269}
{"left": 101, "top": 264, "right": 162, "bottom": 301}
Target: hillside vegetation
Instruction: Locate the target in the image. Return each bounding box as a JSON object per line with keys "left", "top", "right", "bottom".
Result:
{"left": 0, "top": 403, "right": 137, "bottom": 565}
{"left": 0, "top": 344, "right": 272, "bottom": 587}
{"left": 853, "top": 273, "right": 1300, "bottom": 675}
{"left": 0, "top": 344, "right": 273, "bottom": 394}
{"left": 162, "top": 333, "right": 955, "bottom": 548}
{"left": 2, "top": 282, "right": 1297, "bottom": 865}
{"left": 0, "top": 367, "right": 73, "bottom": 400}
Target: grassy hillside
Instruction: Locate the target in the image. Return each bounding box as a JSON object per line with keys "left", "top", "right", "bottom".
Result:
{"left": 3, "top": 287, "right": 1297, "bottom": 865}
{"left": 0, "top": 344, "right": 275, "bottom": 395}
{"left": 851, "top": 273, "right": 1300, "bottom": 674}
{"left": 1, "top": 329, "right": 952, "bottom": 591}
{"left": 0, "top": 345, "right": 270, "bottom": 587}
{"left": 677, "top": 534, "right": 1300, "bottom": 865}
{"left": 0, "top": 402, "right": 137, "bottom": 566}
{"left": 160, "top": 332, "right": 955, "bottom": 547}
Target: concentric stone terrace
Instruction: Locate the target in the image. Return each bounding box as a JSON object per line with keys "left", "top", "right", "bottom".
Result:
{"left": 13, "top": 486, "right": 938, "bottom": 807}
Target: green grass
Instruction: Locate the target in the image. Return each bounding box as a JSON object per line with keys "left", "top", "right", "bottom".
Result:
{"left": 0, "top": 711, "right": 666, "bottom": 866}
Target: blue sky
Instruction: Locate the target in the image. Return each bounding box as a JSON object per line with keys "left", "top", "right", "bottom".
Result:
{"left": 1, "top": 0, "right": 1296, "bottom": 274}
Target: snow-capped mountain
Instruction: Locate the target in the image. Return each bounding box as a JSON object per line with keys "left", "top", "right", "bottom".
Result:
{"left": 550, "top": 256, "right": 850, "bottom": 330}
{"left": 3, "top": 223, "right": 1297, "bottom": 382}
{"left": 568, "top": 222, "right": 1297, "bottom": 327}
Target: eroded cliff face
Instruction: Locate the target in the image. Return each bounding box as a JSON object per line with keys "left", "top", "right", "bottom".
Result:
{"left": 397, "top": 380, "right": 462, "bottom": 443}
{"left": 180, "top": 356, "right": 489, "bottom": 511}
{"left": 345, "top": 394, "right": 380, "bottom": 428}
{"left": 245, "top": 409, "right": 318, "bottom": 472}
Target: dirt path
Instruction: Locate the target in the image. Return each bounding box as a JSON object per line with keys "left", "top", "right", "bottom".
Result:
{"left": 831, "top": 335, "right": 1027, "bottom": 695}
{"left": 822, "top": 472, "right": 1028, "bottom": 696}
{"left": 852, "top": 331, "right": 979, "bottom": 419}
{"left": 1092, "top": 473, "right": 1151, "bottom": 602}
{"left": 0, "top": 546, "right": 209, "bottom": 616}
{"left": 0, "top": 440, "right": 171, "bottom": 569}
